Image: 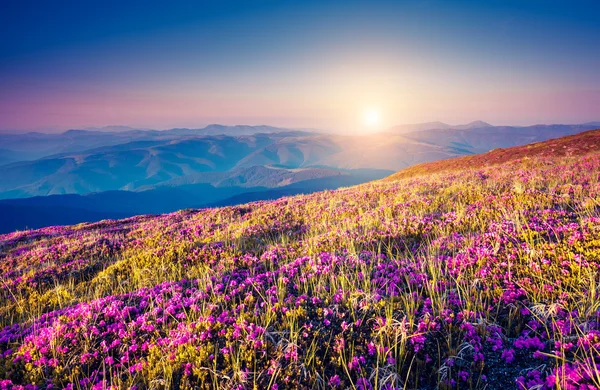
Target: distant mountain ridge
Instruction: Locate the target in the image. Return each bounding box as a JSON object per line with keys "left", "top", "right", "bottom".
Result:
{"left": 0, "top": 125, "right": 301, "bottom": 164}
{"left": 387, "top": 120, "right": 493, "bottom": 133}
{"left": 387, "top": 120, "right": 600, "bottom": 135}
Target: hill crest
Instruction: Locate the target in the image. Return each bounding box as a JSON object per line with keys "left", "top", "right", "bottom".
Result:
{"left": 385, "top": 128, "right": 600, "bottom": 181}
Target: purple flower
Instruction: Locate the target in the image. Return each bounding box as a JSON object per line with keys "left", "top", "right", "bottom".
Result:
{"left": 501, "top": 348, "right": 515, "bottom": 364}
{"left": 328, "top": 375, "right": 341, "bottom": 387}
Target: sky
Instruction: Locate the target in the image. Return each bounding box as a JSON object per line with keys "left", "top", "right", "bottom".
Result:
{"left": 1, "top": 0, "right": 599, "bottom": 133}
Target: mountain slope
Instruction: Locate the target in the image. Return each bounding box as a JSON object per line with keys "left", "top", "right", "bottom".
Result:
{"left": 385, "top": 128, "right": 600, "bottom": 181}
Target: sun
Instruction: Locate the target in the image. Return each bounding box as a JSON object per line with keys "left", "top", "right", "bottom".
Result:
{"left": 362, "top": 109, "right": 381, "bottom": 128}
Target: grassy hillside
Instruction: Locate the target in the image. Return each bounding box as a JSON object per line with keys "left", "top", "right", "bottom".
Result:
{"left": 0, "top": 131, "right": 599, "bottom": 389}
{"left": 386, "top": 129, "right": 600, "bottom": 181}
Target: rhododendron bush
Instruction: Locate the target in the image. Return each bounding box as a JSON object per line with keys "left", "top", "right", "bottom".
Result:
{"left": 0, "top": 150, "right": 599, "bottom": 389}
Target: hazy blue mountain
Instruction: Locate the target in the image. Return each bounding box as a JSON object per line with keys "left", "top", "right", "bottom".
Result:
{"left": 0, "top": 134, "right": 334, "bottom": 198}
{"left": 582, "top": 121, "right": 600, "bottom": 127}
{"left": 385, "top": 120, "right": 598, "bottom": 135}
{"left": 0, "top": 148, "right": 23, "bottom": 166}
{"left": 399, "top": 123, "right": 599, "bottom": 154}
{"left": 0, "top": 125, "right": 296, "bottom": 164}
{"left": 386, "top": 120, "right": 492, "bottom": 133}
{"left": 83, "top": 126, "right": 147, "bottom": 132}
{"left": 387, "top": 121, "right": 452, "bottom": 133}
{"left": 452, "top": 120, "right": 493, "bottom": 130}
{"left": 163, "top": 125, "right": 307, "bottom": 136}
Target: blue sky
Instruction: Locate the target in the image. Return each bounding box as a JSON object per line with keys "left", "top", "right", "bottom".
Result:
{"left": 1, "top": 0, "right": 599, "bottom": 131}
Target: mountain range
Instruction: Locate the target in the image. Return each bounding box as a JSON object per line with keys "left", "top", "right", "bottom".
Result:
{"left": 0, "top": 121, "right": 598, "bottom": 233}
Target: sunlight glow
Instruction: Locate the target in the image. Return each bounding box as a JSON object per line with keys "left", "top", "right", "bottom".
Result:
{"left": 362, "top": 109, "right": 381, "bottom": 128}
